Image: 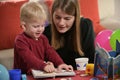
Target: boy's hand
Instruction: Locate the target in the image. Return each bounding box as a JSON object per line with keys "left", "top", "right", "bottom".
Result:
{"left": 44, "top": 61, "right": 56, "bottom": 73}
{"left": 57, "top": 64, "right": 73, "bottom": 72}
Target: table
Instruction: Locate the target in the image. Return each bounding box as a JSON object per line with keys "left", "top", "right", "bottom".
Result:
{"left": 27, "top": 71, "right": 103, "bottom": 80}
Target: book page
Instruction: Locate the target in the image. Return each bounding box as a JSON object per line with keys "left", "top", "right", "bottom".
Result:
{"left": 32, "top": 69, "right": 56, "bottom": 78}
{"left": 32, "top": 69, "right": 76, "bottom": 78}
{"left": 55, "top": 70, "right": 75, "bottom": 77}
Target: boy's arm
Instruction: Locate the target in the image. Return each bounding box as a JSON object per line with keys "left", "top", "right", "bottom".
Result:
{"left": 42, "top": 35, "right": 64, "bottom": 67}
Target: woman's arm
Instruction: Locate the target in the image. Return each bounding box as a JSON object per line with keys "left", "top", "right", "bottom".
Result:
{"left": 80, "top": 17, "right": 95, "bottom": 63}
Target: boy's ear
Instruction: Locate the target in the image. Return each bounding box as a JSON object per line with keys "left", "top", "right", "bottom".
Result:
{"left": 20, "top": 21, "right": 26, "bottom": 31}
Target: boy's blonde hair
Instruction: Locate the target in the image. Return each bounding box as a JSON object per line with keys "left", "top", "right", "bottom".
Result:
{"left": 20, "top": 1, "right": 47, "bottom": 23}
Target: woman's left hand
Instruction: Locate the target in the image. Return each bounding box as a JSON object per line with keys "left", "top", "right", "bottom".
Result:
{"left": 57, "top": 64, "right": 73, "bottom": 72}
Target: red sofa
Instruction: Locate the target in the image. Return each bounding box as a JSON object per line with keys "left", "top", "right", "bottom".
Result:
{"left": 0, "top": 0, "right": 105, "bottom": 69}
{"left": 0, "top": 0, "right": 28, "bottom": 69}
{"left": 0, "top": 0, "right": 105, "bottom": 50}
{"left": 0, "top": 0, "right": 28, "bottom": 50}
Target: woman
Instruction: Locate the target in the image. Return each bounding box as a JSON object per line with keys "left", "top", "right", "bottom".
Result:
{"left": 44, "top": 0, "right": 95, "bottom": 70}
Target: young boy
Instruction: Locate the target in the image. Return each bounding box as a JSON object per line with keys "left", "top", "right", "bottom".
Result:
{"left": 14, "top": 1, "right": 73, "bottom": 74}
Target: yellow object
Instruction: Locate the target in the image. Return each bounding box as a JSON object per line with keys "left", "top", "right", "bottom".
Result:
{"left": 85, "top": 63, "right": 94, "bottom": 75}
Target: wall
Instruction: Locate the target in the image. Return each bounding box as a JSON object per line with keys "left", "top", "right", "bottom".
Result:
{"left": 98, "top": 0, "right": 114, "bottom": 19}
{"left": 114, "top": 0, "right": 120, "bottom": 20}
{"left": 98, "top": 0, "right": 120, "bottom": 31}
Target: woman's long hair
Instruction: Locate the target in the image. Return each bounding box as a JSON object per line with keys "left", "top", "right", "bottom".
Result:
{"left": 51, "top": 0, "right": 84, "bottom": 56}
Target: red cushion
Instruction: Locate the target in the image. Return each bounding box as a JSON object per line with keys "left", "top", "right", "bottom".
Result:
{"left": 44, "top": 0, "right": 53, "bottom": 10}
{"left": 79, "top": 0, "right": 105, "bottom": 35}
{"left": 79, "top": 0, "right": 100, "bottom": 23}
{"left": 0, "top": 1, "right": 28, "bottom": 50}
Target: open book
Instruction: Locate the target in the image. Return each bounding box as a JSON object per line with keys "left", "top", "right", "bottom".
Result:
{"left": 32, "top": 69, "right": 76, "bottom": 78}
{"left": 94, "top": 40, "right": 120, "bottom": 79}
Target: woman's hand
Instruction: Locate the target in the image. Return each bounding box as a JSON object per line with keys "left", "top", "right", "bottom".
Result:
{"left": 44, "top": 61, "right": 56, "bottom": 73}
{"left": 57, "top": 64, "right": 73, "bottom": 72}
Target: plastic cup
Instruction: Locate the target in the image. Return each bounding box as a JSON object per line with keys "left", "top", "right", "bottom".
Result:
{"left": 85, "top": 63, "right": 94, "bottom": 75}
{"left": 9, "top": 69, "right": 21, "bottom": 80}
{"left": 75, "top": 58, "right": 89, "bottom": 71}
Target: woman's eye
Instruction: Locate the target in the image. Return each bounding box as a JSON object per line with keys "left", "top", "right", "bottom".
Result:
{"left": 65, "top": 17, "right": 71, "bottom": 20}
